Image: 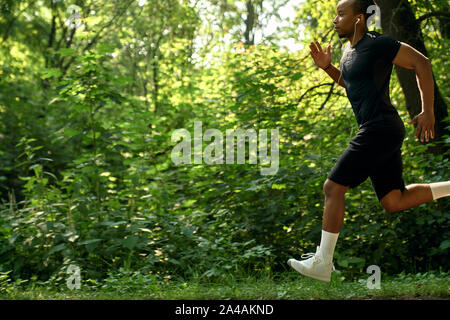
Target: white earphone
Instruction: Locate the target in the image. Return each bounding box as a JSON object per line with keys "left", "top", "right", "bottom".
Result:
{"left": 351, "top": 17, "right": 362, "bottom": 48}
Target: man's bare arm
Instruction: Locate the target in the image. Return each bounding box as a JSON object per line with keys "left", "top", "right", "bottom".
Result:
{"left": 309, "top": 41, "right": 346, "bottom": 88}
{"left": 323, "top": 64, "right": 346, "bottom": 88}
{"left": 393, "top": 43, "right": 435, "bottom": 142}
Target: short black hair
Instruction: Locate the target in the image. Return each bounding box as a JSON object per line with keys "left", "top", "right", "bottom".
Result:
{"left": 351, "top": 0, "right": 376, "bottom": 21}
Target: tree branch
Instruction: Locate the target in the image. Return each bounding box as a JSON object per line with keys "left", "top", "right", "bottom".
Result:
{"left": 61, "top": 0, "right": 134, "bottom": 74}
{"left": 46, "top": 5, "right": 57, "bottom": 68}
{"left": 296, "top": 82, "right": 334, "bottom": 106}
{"left": 417, "top": 11, "right": 450, "bottom": 23}
{"left": 319, "top": 82, "right": 335, "bottom": 110}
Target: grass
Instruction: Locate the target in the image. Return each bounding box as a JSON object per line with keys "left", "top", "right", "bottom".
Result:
{"left": 1, "top": 270, "right": 449, "bottom": 300}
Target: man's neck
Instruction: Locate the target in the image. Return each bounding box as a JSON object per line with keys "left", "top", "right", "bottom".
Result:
{"left": 349, "top": 28, "right": 367, "bottom": 47}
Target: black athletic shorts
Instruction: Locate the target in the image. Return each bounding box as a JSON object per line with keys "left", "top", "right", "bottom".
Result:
{"left": 328, "top": 115, "right": 406, "bottom": 201}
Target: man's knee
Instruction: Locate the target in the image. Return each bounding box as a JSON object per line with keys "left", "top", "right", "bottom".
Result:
{"left": 381, "top": 200, "right": 400, "bottom": 213}
{"left": 323, "top": 179, "right": 349, "bottom": 198}
{"left": 380, "top": 194, "right": 401, "bottom": 213}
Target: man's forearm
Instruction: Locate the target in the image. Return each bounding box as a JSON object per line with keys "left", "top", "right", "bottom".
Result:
{"left": 415, "top": 58, "right": 434, "bottom": 115}
{"left": 323, "top": 64, "right": 345, "bottom": 88}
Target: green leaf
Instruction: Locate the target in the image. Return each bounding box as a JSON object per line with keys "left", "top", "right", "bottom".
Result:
{"left": 97, "top": 43, "right": 115, "bottom": 54}
{"left": 99, "top": 221, "right": 127, "bottom": 227}
{"left": 44, "top": 243, "right": 66, "bottom": 258}
{"left": 291, "top": 72, "right": 302, "bottom": 81}
{"left": 8, "top": 233, "right": 19, "bottom": 245}
{"left": 338, "top": 259, "right": 348, "bottom": 268}
{"left": 347, "top": 257, "right": 365, "bottom": 265}
{"left": 40, "top": 68, "right": 62, "bottom": 79}
{"left": 181, "top": 226, "right": 196, "bottom": 235}
{"left": 78, "top": 239, "right": 102, "bottom": 252}
{"left": 439, "top": 240, "right": 450, "bottom": 250}
{"left": 78, "top": 239, "right": 102, "bottom": 245}
{"left": 122, "top": 235, "right": 139, "bottom": 250}
{"left": 246, "top": 185, "right": 263, "bottom": 191}
{"left": 64, "top": 127, "right": 81, "bottom": 138}
{"left": 57, "top": 48, "right": 77, "bottom": 57}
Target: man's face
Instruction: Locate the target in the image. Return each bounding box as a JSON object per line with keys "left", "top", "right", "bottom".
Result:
{"left": 333, "top": 0, "right": 360, "bottom": 39}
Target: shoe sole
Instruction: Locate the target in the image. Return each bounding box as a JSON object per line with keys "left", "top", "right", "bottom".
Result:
{"left": 287, "top": 259, "right": 331, "bottom": 282}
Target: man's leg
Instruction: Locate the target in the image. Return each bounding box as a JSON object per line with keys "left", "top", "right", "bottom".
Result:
{"left": 381, "top": 181, "right": 450, "bottom": 213}
{"left": 287, "top": 129, "right": 368, "bottom": 281}
{"left": 318, "top": 179, "right": 349, "bottom": 268}
{"left": 287, "top": 179, "right": 350, "bottom": 282}
{"left": 322, "top": 179, "right": 350, "bottom": 233}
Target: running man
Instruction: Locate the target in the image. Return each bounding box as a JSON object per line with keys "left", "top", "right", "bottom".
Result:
{"left": 287, "top": 0, "right": 450, "bottom": 282}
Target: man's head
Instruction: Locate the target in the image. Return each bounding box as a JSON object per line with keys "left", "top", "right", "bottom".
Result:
{"left": 333, "top": 0, "right": 376, "bottom": 39}
{"left": 352, "top": 0, "right": 377, "bottom": 22}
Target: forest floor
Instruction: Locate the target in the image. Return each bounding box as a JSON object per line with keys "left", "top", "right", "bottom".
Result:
{"left": 1, "top": 270, "right": 448, "bottom": 300}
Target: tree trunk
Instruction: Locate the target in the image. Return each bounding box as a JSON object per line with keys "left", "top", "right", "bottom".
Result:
{"left": 437, "top": 2, "right": 450, "bottom": 38}
{"left": 244, "top": 0, "right": 256, "bottom": 46}
{"left": 376, "top": 0, "right": 449, "bottom": 156}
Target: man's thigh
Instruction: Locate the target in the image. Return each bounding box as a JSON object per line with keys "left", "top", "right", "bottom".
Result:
{"left": 369, "top": 149, "right": 406, "bottom": 201}
{"left": 328, "top": 128, "right": 404, "bottom": 190}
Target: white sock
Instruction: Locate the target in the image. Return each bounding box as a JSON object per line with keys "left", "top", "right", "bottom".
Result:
{"left": 319, "top": 230, "right": 339, "bottom": 264}
{"left": 430, "top": 181, "right": 450, "bottom": 200}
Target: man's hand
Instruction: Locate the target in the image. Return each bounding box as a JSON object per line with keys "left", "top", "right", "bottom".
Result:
{"left": 408, "top": 111, "right": 435, "bottom": 143}
{"left": 394, "top": 43, "right": 435, "bottom": 143}
{"left": 309, "top": 41, "right": 332, "bottom": 70}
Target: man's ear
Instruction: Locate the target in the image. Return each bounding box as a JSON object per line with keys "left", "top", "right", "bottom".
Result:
{"left": 357, "top": 14, "right": 364, "bottom": 24}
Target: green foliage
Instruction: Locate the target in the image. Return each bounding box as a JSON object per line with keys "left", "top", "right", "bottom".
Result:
{"left": 1, "top": 270, "right": 449, "bottom": 300}
{"left": 0, "top": 0, "right": 448, "bottom": 286}
{"left": 0, "top": 271, "right": 12, "bottom": 293}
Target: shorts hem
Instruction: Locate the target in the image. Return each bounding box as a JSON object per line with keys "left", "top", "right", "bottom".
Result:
{"left": 327, "top": 174, "right": 359, "bottom": 189}
{"left": 375, "top": 184, "right": 406, "bottom": 202}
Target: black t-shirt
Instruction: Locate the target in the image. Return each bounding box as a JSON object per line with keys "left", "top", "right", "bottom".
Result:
{"left": 340, "top": 31, "right": 403, "bottom": 131}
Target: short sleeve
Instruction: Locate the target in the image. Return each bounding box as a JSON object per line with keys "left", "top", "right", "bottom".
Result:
{"left": 374, "top": 34, "right": 401, "bottom": 63}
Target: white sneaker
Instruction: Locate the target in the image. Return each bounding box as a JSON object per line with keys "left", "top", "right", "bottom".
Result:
{"left": 287, "top": 246, "right": 335, "bottom": 282}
